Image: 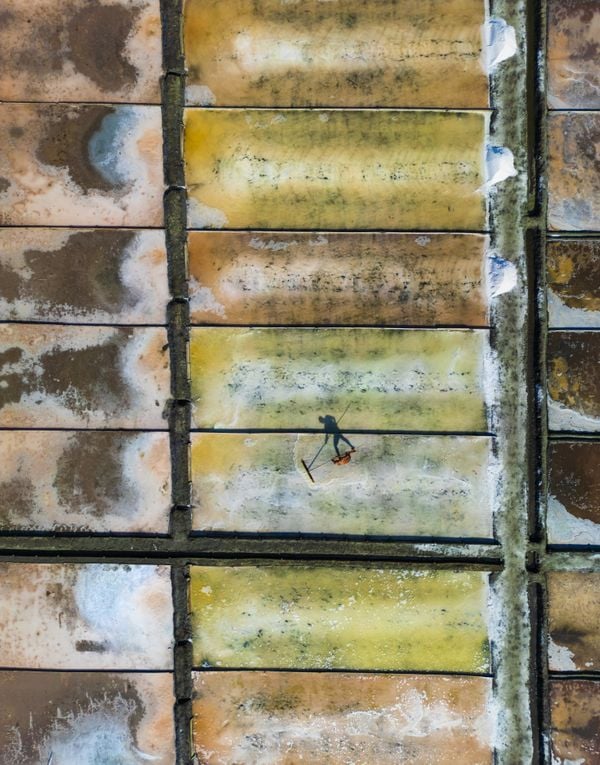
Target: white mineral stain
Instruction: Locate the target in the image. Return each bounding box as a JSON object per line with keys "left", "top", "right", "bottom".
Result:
{"left": 549, "top": 199, "right": 598, "bottom": 233}
{"left": 548, "top": 289, "right": 600, "bottom": 329}
{"left": 6, "top": 0, "right": 162, "bottom": 103}
{"left": 548, "top": 398, "right": 600, "bottom": 432}
{"left": 89, "top": 108, "right": 136, "bottom": 186}
{"left": 186, "top": 84, "right": 217, "bottom": 106}
{"left": 83, "top": 107, "right": 163, "bottom": 223}
{"left": 483, "top": 336, "right": 499, "bottom": 427}
{"left": 548, "top": 637, "right": 577, "bottom": 671}
{"left": 249, "top": 236, "right": 297, "bottom": 251}
{"left": 188, "top": 198, "right": 228, "bottom": 229}
{"left": 234, "top": 33, "right": 306, "bottom": 70}
{"left": 0, "top": 228, "right": 168, "bottom": 324}
{"left": 547, "top": 494, "right": 600, "bottom": 546}
{"left": 549, "top": 81, "right": 599, "bottom": 110}
{"left": 189, "top": 276, "right": 227, "bottom": 318}
{"left": 552, "top": 754, "right": 585, "bottom": 765}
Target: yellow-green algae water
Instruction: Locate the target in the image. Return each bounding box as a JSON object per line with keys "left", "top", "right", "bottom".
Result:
{"left": 184, "top": 0, "right": 488, "bottom": 108}
{"left": 191, "top": 433, "right": 494, "bottom": 537}
{"left": 189, "top": 327, "right": 489, "bottom": 430}
{"left": 190, "top": 566, "right": 490, "bottom": 673}
{"left": 185, "top": 109, "right": 487, "bottom": 230}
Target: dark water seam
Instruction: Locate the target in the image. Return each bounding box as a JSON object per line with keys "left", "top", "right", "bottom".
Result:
{"left": 160, "top": 0, "right": 192, "bottom": 761}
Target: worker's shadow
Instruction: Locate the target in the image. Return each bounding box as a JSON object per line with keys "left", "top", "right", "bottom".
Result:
{"left": 319, "top": 414, "right": 354, "bottom": 457}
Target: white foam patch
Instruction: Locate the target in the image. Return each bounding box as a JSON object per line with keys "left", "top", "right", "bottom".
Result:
{"left": 236, "top": 352, "right": 480, "bottom": 408}
{"left": 249, "top": 236, "right": 297, "bottom": 251}
{"left": 547, "top": 494, "right": 600, "bottom": 546}
{"left": 119, "top": 230, "right": 169, "bottom": 323}
{"left": 44, "top": 713, "right": 159, "bottom": 765}
{"left": 234, "top": 33, "right": 307, "bottom": 71}
{"left": 217, "top": 261, "right": 277, "bottom": 295}
{"left": 121, "top": 433, "right": 171, "bottom": 531}
{"left": 482, "top": 334, "right": 500, "bottom": 431}
{"left": 548, "top": 398, "right": 600, "bottom": 432}
{"left": 488, "top": 254, "right": 518, "bottom": 297}
{"left": 548, "top": 637, "right": 577, "bottom": 671}
{"left": 119, "top": 328, "right": 169, "bottom": 428}
{"left": 548, "top": 289, "right": 600, "bottom": 329}
{"left": 188, "top": 198, "right": 228, "bottom": 229}
{"left": 186, "top": 84, "right": 217, "bottom": 106}
{"left": 74, "top": 564, "right": 172, "bottom": 666}
{"left": 120, "top": 0, "right": 163, "bottom": 102}
{"left": 222, "top": 692, "right": 491, "bottom": 764}
{"left": 189, "top": 276, "right": 227, "bottom": 319}
{"left": 482, "top": 146, "right": 517, "bottom": 191}
{"left": 85, "top": 107, "right": 163, "bottom": 224}
{"left": 481, "top": 18, "right": 518, "bottom": 73}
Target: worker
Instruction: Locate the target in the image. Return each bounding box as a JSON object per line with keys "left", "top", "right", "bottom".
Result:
{"left": 319, "top": 414, "right": 355, "bottom": 457}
